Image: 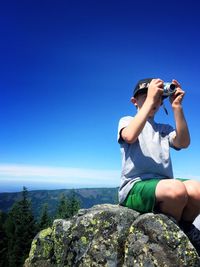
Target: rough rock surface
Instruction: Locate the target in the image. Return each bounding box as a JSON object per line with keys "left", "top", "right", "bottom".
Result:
{"left": 24, "top": 204, "right": 200, "bottom": 267}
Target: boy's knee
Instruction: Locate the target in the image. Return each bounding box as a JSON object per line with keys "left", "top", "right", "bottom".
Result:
{"left": 170, "top": 187, "right": 188, "bottom": 203}
{"left": 156, "top": 180, "right": 188, "bottom": 205}
{"left": 184, "top": 180, "right": 200, "bottom": 200}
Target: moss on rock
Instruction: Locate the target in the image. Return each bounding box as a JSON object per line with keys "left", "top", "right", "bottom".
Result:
{"left": 24, "top": 204, "right": 200, "bottom": 267}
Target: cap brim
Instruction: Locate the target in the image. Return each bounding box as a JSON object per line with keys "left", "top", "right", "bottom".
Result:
{"left": 133, "top": 88, "right": 148, "bottom": 97}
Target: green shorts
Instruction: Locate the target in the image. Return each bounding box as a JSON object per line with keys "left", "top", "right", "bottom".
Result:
{"left": 122, "top": 178, "right": 189, "bottom": 213}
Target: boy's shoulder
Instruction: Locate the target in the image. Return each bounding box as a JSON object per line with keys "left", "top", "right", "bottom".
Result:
{"left": 118, "top": 115, "right": 133, "bottom": 128}
{"left": 119, "top": 115, "right": 133, "bottom": 123}
{"left": 117, "top": 116, "right": 134, "bottom": 143}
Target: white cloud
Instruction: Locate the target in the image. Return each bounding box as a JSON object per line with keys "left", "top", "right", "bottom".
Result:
{"left": 1, "top": 164, "right": 199, "bottom": 184}
{"left": 0, "top": 163, "right": 120, "bottom": 187}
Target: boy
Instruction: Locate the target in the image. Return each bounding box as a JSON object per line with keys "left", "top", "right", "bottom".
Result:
{"left": 118, "top": 78, "right": 200, "bottom": 254}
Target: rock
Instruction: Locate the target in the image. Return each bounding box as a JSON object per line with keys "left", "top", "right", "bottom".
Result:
{"left": 24, "top": 204, "right": 200, "bottom": 267}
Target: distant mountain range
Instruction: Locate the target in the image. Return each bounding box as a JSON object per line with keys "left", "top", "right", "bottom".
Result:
{"left": 1, "top": 187, "right": 200, "bottom": 231}
{"left": 0, "top": 187, "right": 119, "bottom": 218}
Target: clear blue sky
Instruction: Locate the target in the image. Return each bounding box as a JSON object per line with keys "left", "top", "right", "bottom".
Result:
{"left": 0, "top": 0, "right": 200, "bottom": 192}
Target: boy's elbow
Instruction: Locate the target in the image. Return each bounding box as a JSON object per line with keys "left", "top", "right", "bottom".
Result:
{"left": 174, "top": 138, "right": 190, "bottom": 149}
{"left": 182, "top": 135, "right": 191, "bottom": 148}
{"left": 122, "top": 132, "right": 137, "bottom": 144}
{"left": 124, "top": 137, "right": 136, "bottom": 144}
{"left": 120, "top": 127, "right": 138, "bottom": 144}
{"left": 182, "top": 139, "right": 190, "bottom": 148}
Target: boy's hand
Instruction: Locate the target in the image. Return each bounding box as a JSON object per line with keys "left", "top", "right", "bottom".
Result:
{"left": 170, "top": 79, "right": 185, "bottom": 109}
{"left": 147, "top": 78, "right": 163, "bottom": 105}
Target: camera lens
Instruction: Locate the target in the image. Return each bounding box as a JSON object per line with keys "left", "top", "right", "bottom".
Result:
{"left": 169, "top": 84, "right": 176, "bottom": 90}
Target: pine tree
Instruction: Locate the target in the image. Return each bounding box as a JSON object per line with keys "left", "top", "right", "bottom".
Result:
{"left": 68, "top": 190, "right": 80, "bottom": 217}
{"left": 38, "top": 203, "right": 51, "bottom": 230}
{"left": 55, "top": 193, "right": 70, "bottom": 219}
{"left": 55, "top": 191, "right": 80, "bottom": 220}
{"left": 5, "top": 186, "right": 37, "bottom": 267}
{"left": 0, "top": 211, "right": 8, "bottom": 267}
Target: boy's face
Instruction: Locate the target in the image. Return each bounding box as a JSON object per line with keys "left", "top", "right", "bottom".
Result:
{"left": 131, "top": 93, "right": 162, "bottom": 117}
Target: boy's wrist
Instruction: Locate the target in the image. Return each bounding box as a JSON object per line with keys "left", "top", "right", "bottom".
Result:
{"left": 172, "top": 104, "right": 183, "bottom": 111}
{"left": 145, "top": 98, "right": 155, "bottom": 108}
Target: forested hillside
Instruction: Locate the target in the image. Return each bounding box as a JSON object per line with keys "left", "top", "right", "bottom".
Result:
{"left": 0, "top": 187, "right": 118, "bottom": 218}
{"left": 0, "top": 186, "right": 118, "bottom": 267}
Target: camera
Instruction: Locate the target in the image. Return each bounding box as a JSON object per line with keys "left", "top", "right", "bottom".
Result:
{"left": 163, "top": 83, "right": 176, "bottom": 97}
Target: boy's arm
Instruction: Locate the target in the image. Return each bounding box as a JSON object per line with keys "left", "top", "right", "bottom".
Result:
{"left": 171, "top": 80, "right": 190, "bottom": 149}
{"left": 121, "top": 79, "right": 163, "bottom": 144}
{"left": 121, "top": 100, "right": 154, "bottom": 143}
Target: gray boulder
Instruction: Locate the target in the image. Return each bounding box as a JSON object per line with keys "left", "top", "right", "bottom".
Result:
{"left": 24, "top": 204, "right": 200, "bottom": 267}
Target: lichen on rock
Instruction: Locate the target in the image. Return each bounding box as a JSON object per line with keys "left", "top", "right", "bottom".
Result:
{"left": 24, "top": 204, "right": 200, "bottom": 267}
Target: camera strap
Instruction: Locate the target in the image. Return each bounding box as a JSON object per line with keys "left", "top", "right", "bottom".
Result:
{"left": 163, "top": 103, "right": 168, "bottom": 115}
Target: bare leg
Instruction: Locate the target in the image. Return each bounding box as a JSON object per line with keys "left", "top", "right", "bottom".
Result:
{"left": 155, "top": 179, "right": 200, "bottom": 256}
{"left": 181, "top": 180, "right": 200, "bottom": 222}
{"left": 155, "top": 179, "right": 188, "bottom": 222}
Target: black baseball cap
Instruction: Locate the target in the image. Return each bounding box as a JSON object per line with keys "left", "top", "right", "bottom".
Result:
{"left": 133, "top": 78, "right": 153, "bottom": 97}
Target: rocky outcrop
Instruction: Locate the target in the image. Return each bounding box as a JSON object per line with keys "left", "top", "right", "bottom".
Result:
{"left": 24, "top": 204, "right": 200, "bottom": 267}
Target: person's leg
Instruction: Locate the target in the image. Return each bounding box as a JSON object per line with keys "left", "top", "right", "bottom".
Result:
{"left": 178, "top": 180, "right": 200, "bottom": 256}
{"left": 122, "top": 179, "right": 160, "bottom": 213}
{"left": 181, "top": 180, "right": 200, "bottom": 222}
{"left": 155, "top": 179, "right": 188, "bottom": 222}
{"left": 155, "top": 179, "right": 200, "bottom": 256}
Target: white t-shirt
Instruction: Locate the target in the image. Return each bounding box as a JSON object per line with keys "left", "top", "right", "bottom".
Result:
{"left": 118, "top": 116, "right": 178, "bottom": 204}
